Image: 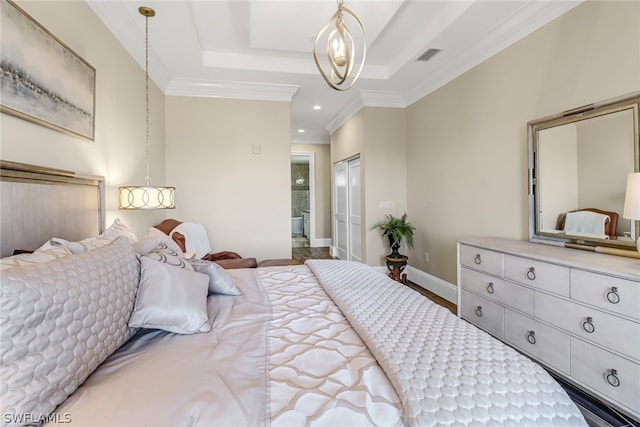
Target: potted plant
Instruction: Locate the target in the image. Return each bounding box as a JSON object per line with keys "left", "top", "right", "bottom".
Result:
{"left": 371, "top": 213, "right": 415, "bottom": 259}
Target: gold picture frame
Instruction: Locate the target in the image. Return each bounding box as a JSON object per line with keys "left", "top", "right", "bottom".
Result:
{"left": 0, "top": 0, "right": 96, "bottom": 141}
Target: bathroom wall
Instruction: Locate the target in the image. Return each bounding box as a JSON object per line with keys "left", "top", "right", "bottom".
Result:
{"left": 291, "top": 143, "right": 332, "bottom": 243}
{"left": 291, "top": 162, "right": 310, "bottom": 217}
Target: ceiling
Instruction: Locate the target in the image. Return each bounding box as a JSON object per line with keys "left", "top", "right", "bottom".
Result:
{"left": 87, "top": 0, "right": 581, "bottom": 144}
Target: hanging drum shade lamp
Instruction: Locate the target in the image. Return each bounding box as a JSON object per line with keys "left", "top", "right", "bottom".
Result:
{"left": 119, "top": 6, "right": 174, "bottom": 210}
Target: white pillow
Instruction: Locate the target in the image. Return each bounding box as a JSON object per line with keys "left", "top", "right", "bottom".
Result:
{"left": 38, "top": 219, "right": 136, "bottom": 254}
{"left": 101, "top": 218, "right": 138, "bottom": 242}
{"left": 0, "top": 246, "right": 72, "bottom": 270}
{"left": 129, "top": 257, "right": 211, "bottom": 334}
{"left": 40, "top": 235, "right": 115, "bottom": 254}
{"left": 143, "top": 242, "right": 194, "bottom": 270}
{"left": 190, "top": 259, "right": 242, "bottom": 296}
{"left": 136, "top": 227, "right": 184, "bottom": 255}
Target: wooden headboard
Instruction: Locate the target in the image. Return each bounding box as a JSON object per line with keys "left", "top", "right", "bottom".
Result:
{"left": 0, "top": 160, "right": 105, "bottom": 258}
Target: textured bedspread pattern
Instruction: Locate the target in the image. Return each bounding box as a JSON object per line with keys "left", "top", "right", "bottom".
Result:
{"left": 306, "top": 260, "right": 586, "bottom": 427}
{"left": 258, "top": 265, "right": 403, "bottom": 427}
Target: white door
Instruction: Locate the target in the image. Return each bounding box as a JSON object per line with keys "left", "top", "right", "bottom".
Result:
{"left": 334, "top": 157, "right": 361, "bottom": 261}
{"left": 348, "top": 158, "right": 362, "bottom": 262}
{"left": 334, "top": 161, "right": 349, "bottom": 260}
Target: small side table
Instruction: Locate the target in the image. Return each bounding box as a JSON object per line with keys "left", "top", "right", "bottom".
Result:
{"left": 385, "top": 255, "right": 408, "bottom": 284}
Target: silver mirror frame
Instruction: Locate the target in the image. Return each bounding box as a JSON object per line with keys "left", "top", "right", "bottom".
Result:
{"left": 528, "top": 91, "right": 640, "bottom": 254}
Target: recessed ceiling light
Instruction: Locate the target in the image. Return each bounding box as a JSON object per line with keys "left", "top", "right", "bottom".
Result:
{"left": 313, "top": 105, "right": 322, "bottom": 110}
{"left": 298, "top": 129, "right": 305, "bottom": 133}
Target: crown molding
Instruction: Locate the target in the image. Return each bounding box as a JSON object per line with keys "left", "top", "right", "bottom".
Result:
{"left": 291, "top": 135, "right": 330, "bottom": 145}
{"left": 325, "top": 95, "right": 365, "bottom": 134}
{"left": 165, "top": 78, "right": 300, "bottom": 102}
{"left": 360, "top": 90, "right": 407, "bottom": 108}
{"left": 325, "top": 89, "right": 408, "bottom": 135}
{"left": 86, "top": 0, "right": 172, "bottom": 91}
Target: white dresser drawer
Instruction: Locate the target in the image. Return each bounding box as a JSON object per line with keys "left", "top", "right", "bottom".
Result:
{"left": 461, "top": 290, "right": 504, "bottom": 338}
{"left": 571, "top": 269, "right": 640, "bottom": 320}
{"left": 504, "top": 309, "right": 570, "bottom": 375}
{"left": 459, "top": 245, "right": 502, "bottom": 276}
{"left": 461, "top": 268, "right": 534, "bottom": 315}
{"left": 571, "top": 338, "right": 640, "bottom": 417}
{"left": 535, "top": 292, "right": 640, "bottom": 361}
{"left": 504, "top": 254, "right": 570, "bottom": 297}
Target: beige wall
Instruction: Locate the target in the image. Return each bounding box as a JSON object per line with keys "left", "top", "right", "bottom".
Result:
{"left": 291, "top": 143, "right": 331, "bottom": 240}
{"left": 406, "top": 1, "right": 640, "bottom": 284}
{"left": 0, "top": 0, "right": 167, "bottom": 238}
{"left": 165, "top": 97, "right": 291, "bottom": 262}
{"left": 577, "top": 112, "right": 634, "bottom": 235}
{"left": 331, "top": 107, "right": 407, "bottom": 265}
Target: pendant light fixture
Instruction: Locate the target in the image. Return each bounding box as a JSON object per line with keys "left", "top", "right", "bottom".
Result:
{"left": 119, "top": 6, "right": 175, "bottom": 210}
{"left": 313, "top": 0, "right": 366, "bottom": 91}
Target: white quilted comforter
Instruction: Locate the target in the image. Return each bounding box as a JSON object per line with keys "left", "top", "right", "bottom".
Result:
{"left": 306, "top": 260, "right": 586, "bottom": 427}
{"left": 20, "top": 259, "right": 584, "bottom": 426}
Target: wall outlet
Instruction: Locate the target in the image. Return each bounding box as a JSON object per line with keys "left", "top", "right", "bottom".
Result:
{"left": 425, "top": 252, "right": 429, "bottom": 263}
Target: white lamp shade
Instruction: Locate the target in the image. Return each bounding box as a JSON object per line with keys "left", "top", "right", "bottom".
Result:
{"left": 119, "top": 186, "right": 175, "bottom": 209}
{"left": 623, "top": 172, "right": 640, "bottom": 220}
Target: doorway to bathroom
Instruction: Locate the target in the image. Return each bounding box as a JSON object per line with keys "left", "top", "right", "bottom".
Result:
{"left": 291, "top": 152, "right": 315, "bottom": 249}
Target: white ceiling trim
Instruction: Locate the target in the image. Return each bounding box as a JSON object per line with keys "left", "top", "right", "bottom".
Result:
{"left": 86, "top": 0, "right": 172, "bottom": 91}
{"left": 165, "top": 78, "right": 300, "bottom": 102}
{"left": 360, "top": 90, "right": 407, "bottom": 108}
{"left": 291, "top": 134, "right": 330, "bottom": 145}
{"left": 402, "top": 0, "right": 582, "bottom": 107}
{"left": 325, "top": 95, "right": 365, "bottom": 135}
{"left": 202, "top": 50, "right": 389, "bottom": 80}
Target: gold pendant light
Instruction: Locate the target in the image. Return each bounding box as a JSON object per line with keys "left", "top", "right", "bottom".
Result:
{"left": 119, "top": 6, "right": 175, "bottom": 210}
{"left": 313, "top": 0, "right": 366, "bottom": 91}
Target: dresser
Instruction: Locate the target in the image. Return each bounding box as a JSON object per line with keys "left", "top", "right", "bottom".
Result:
{"left": 457, "top": 237, "right": 640, "bottom": 421}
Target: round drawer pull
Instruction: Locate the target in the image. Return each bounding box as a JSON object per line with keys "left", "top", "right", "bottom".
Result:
{"left": 606, "top": 369, "right": 620, "bottom": 388}
{"left": 475, "top": 306, "right": 483, "bottom": 317}
{"left": 474, "top": 254, "right": 482, "bottom": 265}
{"left": 486, "top": 282, "right": 495, "bottom": 294}
{"left": 526, "top": 331, "right": 536, "bottom": 345}
{"left": 606, "top": 287, "right": 620, "bottom": 304}
{"left": 582, "top": 316, "right": 595, "bottom": 334}
{"left": 526, "top": 267, "right": 536, "bottom": 281}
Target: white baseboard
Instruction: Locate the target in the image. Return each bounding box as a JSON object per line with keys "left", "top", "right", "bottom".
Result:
{"left": 406, "top": 266, "right": 457, "bottom": 304}
{"left": 312, "top": 238, "right": 332, "bottom": 248}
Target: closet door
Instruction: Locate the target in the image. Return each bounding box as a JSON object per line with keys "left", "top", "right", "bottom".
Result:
{"left": 348, "top": 158, "right": 361, "bottom": 262}
{"left": 334, "top": 161, "right": 349, "bottom": 260}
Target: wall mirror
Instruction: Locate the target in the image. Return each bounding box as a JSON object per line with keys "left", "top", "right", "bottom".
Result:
{"left": 528, "top": 92, "right": 640, "bottom": 253}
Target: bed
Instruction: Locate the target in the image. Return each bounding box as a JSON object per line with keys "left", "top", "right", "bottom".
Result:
{"left": 0, "top": 162, "right": 587, "bottom": 427}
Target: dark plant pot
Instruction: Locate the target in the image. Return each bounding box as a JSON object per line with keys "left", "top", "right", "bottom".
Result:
{"left": 388, "top": 236, "right": 403, "bottom": 259}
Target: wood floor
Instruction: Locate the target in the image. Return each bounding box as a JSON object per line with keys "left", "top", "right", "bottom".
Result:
{"left": 292, "top": 246, "right": 457, "bottom": 315}
{"left": 292, "top": 246, "right": 333, "bottom": 261}
{"left": 404, "top": 280, "right": 457, "bottom": 314}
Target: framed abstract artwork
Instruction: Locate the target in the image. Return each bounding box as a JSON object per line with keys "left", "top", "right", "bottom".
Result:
{"left": 0, "top": 0, "right": 96, "bottom": 141}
